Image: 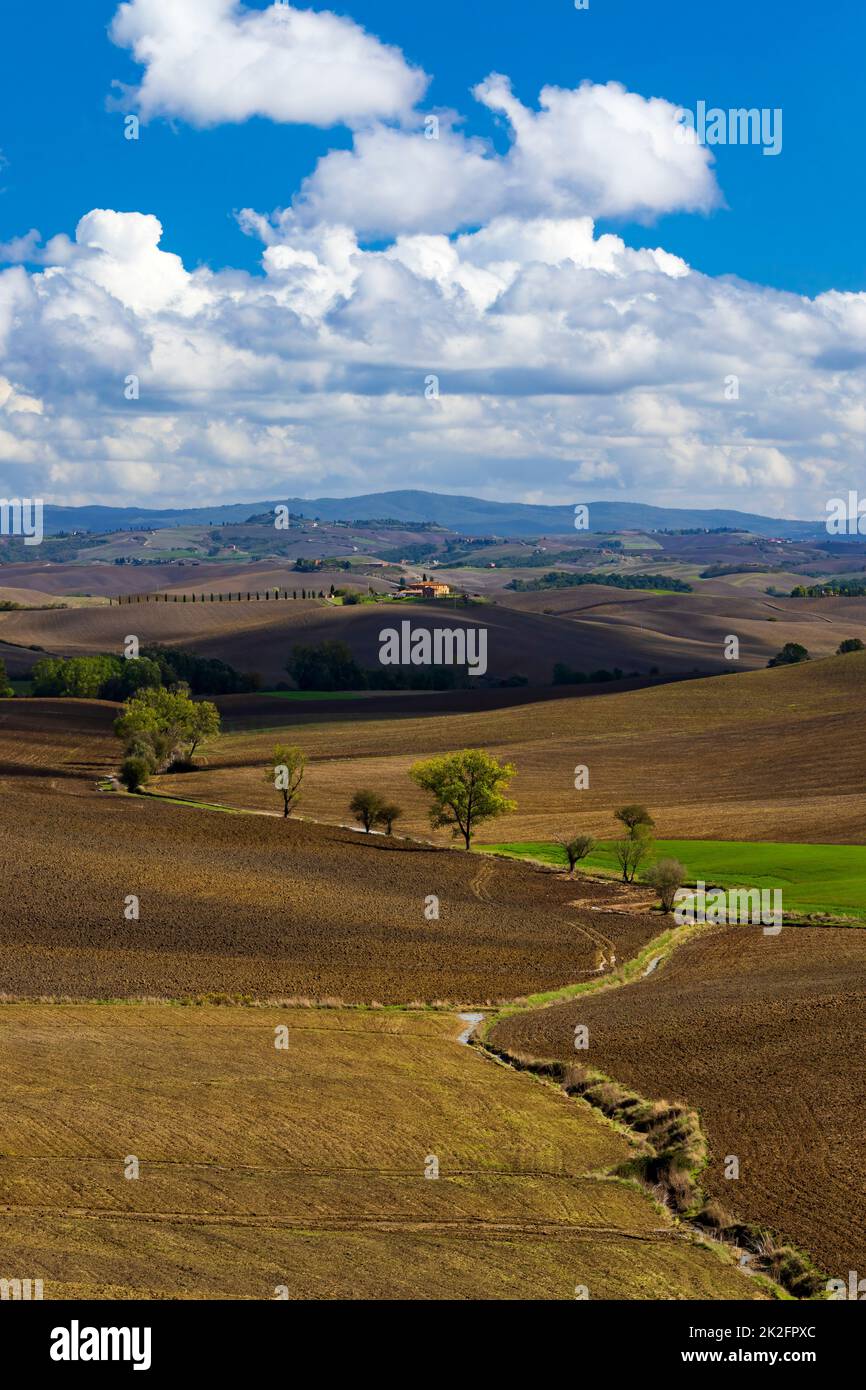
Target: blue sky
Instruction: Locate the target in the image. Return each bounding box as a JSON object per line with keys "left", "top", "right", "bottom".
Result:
{"left": 1, "top": 0, "right": 860, "bottom": 294}
{"left": 0, "top": 1, "right": 863, "bottom": 514}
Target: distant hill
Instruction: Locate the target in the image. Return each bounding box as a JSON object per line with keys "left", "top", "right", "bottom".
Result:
{"left": 39, "top": 491, "right": 822, "bottom": 539}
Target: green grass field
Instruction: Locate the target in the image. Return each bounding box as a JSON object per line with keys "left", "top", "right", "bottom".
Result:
{"left": 479, "top": 838, "right": 866, "bottom": 920}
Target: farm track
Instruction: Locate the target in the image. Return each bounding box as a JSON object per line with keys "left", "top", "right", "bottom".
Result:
{"left": 470, "top": 858, "right": 495, "bottom": 901}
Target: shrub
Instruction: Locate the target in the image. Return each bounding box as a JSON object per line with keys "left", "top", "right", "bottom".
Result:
{"left": 768, "top": 642, "right": 809, "bottom": 667}
{"left": 644, "top": 857, "right": 687, "bottom": 913}
{"left": 120, "top": 755, "right": 151, "bottom": 792}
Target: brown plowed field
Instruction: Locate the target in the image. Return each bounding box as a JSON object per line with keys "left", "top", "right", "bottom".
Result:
{"left": 0, "top": 560, "right": 352, "bottom": 599}
{"left": 0, "top": 777, "right": 658, "bottom": 1004}
{"left": 489, "top": 922, "right": 866, "bottom": 1277}
{"left": 0, "top": 597, "right": 327, "bottom": 684}
{"left": 0, "top": 698, "right": 118, "bottom": 779}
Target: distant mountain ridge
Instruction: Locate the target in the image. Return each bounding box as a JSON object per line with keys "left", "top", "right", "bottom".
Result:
{"left": 39, "top": 490, "right": 821, "bottom": 539}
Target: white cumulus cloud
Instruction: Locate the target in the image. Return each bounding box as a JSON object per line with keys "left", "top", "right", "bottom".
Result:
{"left": 0, "top": 206, "right": 863, "bottom": 517}
{"left": 109, "top": 0, "right": 427, "bottom": 128}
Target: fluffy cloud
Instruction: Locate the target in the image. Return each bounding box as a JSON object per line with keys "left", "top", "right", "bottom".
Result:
{"left": 109, "top": 0, "right": 427, "bottom": 128}
{"left": 109, "top": 0, "right": 716, "bottom": 231}
{"left": 286, "top": 78, "right": 719, "bottom": 237}
{"left": 474, "top": 75, "right": 720, "bottom": 221}
{"left": 0, "top": 205, "right": 864, "bottom": 515}
{"left": 0, "top": 11, "right": 857, "bottom": 515}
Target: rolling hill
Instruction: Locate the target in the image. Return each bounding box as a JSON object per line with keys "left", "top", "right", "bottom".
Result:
{"left": 36, "top": 491, "right": 825, "bottom": 538}
{"left": 155, "top": 649, "right": 866, "bottom": 847}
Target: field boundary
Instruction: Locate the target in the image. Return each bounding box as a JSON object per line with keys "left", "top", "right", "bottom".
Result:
{"left": 481, "top": 916, "right": 718, "bottom": 1026}
{"left": 475, "top": 1040, "right": 826, "bottom": 1301}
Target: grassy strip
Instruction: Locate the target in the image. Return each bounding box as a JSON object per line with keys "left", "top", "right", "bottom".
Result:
{"left": 481, "top": 917, "right": 714, "bottom": 1035}
{"left": 479, "top": 1042, "right": 825, "bottom": 1300}
{"left": 139, "top": 790, "right": 261, "bottom": 816}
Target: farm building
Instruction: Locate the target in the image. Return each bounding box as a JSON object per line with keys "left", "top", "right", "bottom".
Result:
{"left": 397, "top": 581, "right": 451, "bottom": 599}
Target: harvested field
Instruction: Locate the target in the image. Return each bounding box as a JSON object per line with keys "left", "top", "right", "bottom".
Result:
{"left": 489, "top": 922, "right": 866, "bottom": 1278}
{"left": 155, "top": 652, "right": 866, "bottom": 845}
{"left": 0, "top": 1004, "right": 761, "bottom": 1300}
{"left": 0, "top": 561, "right": 341, "bottom": 600}
{"left": 0, "top": 778, "right": 659, "bottom": 1004}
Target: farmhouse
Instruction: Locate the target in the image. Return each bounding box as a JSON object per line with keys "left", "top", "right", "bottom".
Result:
{"left": 398, "top": 581, "right": 451, "bottom": 599}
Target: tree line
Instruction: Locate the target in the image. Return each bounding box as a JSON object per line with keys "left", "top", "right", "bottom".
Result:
{"left": 30, "top": 647, "right": 256, "bottom": 699}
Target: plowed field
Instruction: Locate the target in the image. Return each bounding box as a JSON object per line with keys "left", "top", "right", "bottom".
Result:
{"left": 489, "top": 922, "right": 866, "bottom": 1278}
{"left": 0, "top": 778, "right": 658, "bottom": 1004}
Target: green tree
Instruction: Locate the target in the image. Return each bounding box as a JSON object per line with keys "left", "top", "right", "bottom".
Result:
{"left": 114, "top": 685, "right": 220, "bottom": 771}
{"left": 30, "top": 657, "right": 65, "bottom": 695}
{"left": 350, "top": 789, "right": 383, "bottom": 833}
{"left": 101, "top": 656, "right": 163, "bottom": 702}
{"left": 837, "top": 638, "right": 865, "bottom": 654}
{"left": 185, "top": 701, "right": 221, "bottom": 761}
{"left": 0, "top": 658, "right": 13, "bottom": 697}
{"left": 266, "top": 745, "right": 305, "bottom": 818}
{"left": 32, "top": 654, "right": 122, "bottom": 698}
{"left": 615, "top": 803, "right": 655, "bottom": 835}
{"left": 768, "top": 642, "right": 809, "bottom": 667}
{"left": 376, "top": 802, "right": 402, "bottom": 835}
{"left": 287, "top": 641, "right": 365, "bottom": 691}
{"left": 559, "top": 833, "right": 596, "bottom": 877}
{"left": 410, "top": 749, "right": 517, "bottom": 849}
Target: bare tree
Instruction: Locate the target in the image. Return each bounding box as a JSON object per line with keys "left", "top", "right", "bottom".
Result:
{"left": 614, "top": 830, "right": 653, "bottom": 883}
{"left": 558, "top": 833, "right": 596, "bottom": 877}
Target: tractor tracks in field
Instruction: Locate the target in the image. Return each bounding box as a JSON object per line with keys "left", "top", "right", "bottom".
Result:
{"left": 0, "top": 1200, "right": 678, "bottom": 1244}
{"left": 470, "top": 855, "right": 631, "bottom": 975}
